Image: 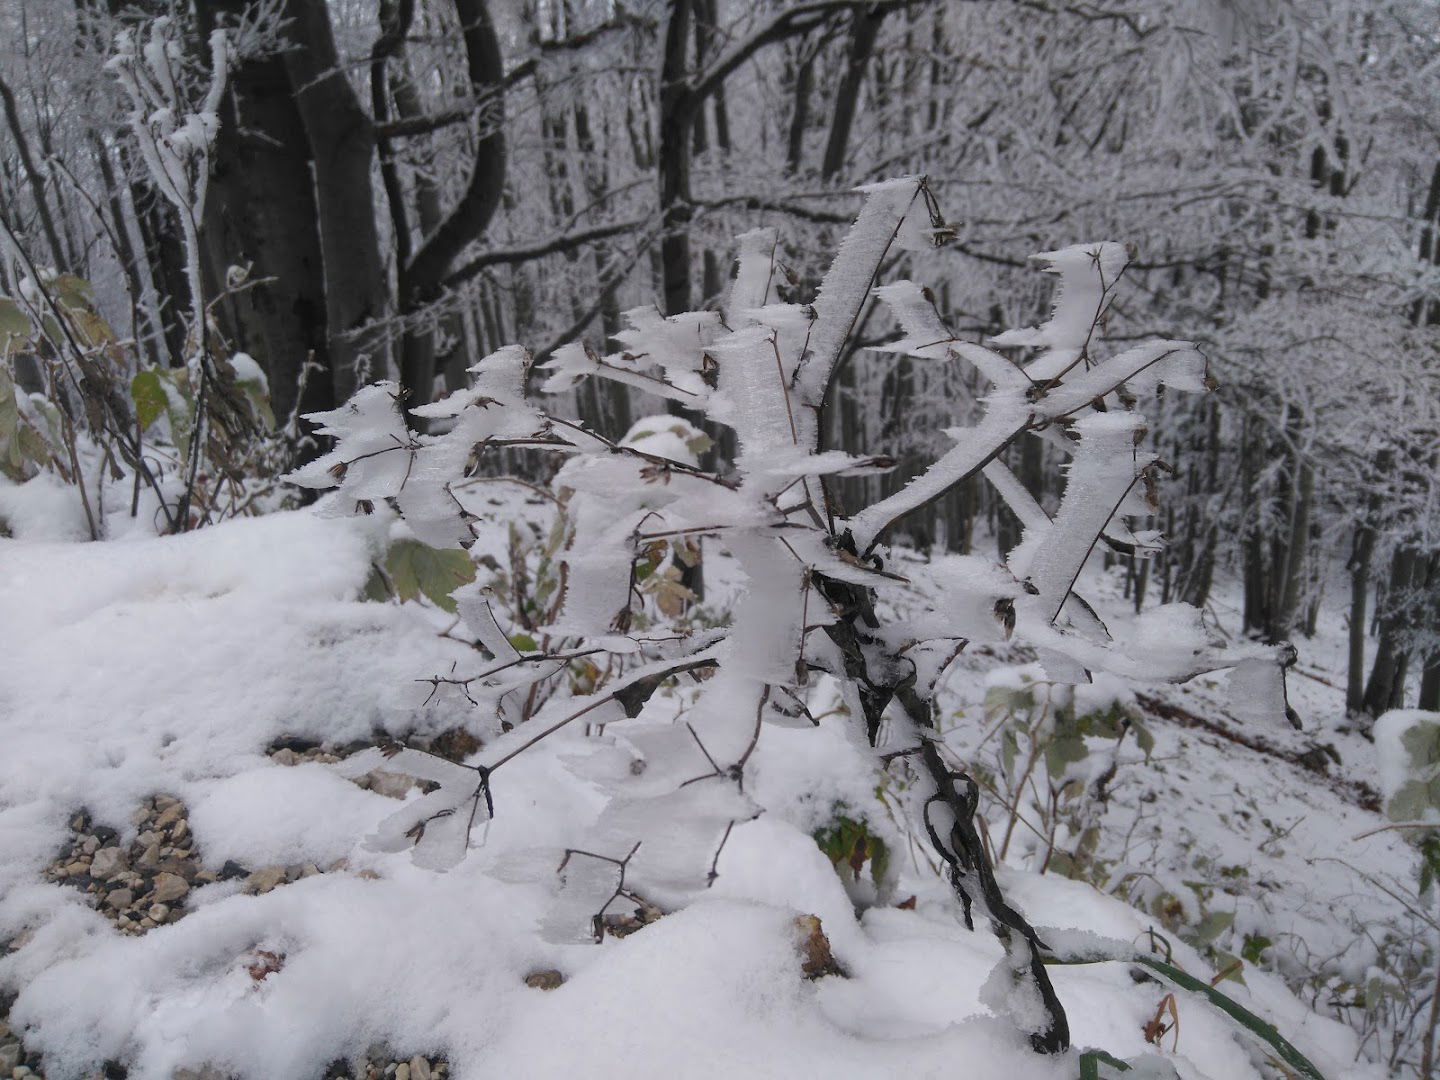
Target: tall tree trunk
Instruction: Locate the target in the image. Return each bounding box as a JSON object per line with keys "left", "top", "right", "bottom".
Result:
{"left": 1421, "top": 656, "right": 1440, "bottom": 712}
{"left": 785, "top": 49, "right": 814, "bottom": 176}
{"left": 194, "top": 0, "right": 333, "bottom": 424}
{"left": 398, "top": 0, "right": 507, "bottom": 403}
{"left": 1364, "top": 546, "right": 1419, "bottom": 716}
{"left": 283, "top": 0, "right": 390, "bottom": 405}
{"left": 658, "top": 0, "right": 696, "bottom": 316}
{"left": 390, "top": 42, "right": 474, "bottom": 395}
{"left": 1275, "top": 456, "right": 1314, "bottom": 636}
{"left": 0, "top": 73, "right": 68, "bottom": 272}
{"left": 820, "top": 5, "right": 883, "bottom": 181}
{"left": 1346, "top": 522, "right": 1375, "bottom": 714}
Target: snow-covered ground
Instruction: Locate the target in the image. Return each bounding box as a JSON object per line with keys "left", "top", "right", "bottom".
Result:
{"left": 0, "top": 503, "right": 1417, "bottom": 1079}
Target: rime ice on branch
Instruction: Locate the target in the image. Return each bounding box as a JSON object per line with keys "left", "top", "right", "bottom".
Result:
{"left": 289, "top": 176, "right": 1294, "bottom": 1057}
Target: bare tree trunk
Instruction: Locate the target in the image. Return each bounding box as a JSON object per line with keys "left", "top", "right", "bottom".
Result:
{"left": 1364, "top": 546, "right": 1419, "bottom": 716}
{"left": 820, "top": 5, "right": 883, "bottom": 182}
{"left": 398, "top": 0, "right": 507, "bottom": 403}
{"left": 658, "top": 0, "right": 696, "bottom": 316}
{"left": 785, "top": 48, "right": 815, "bottom": 176}
{"left": 283, "top": 0, "right": 390, "bottom": 405}
{"left": 1346, "top": 523, "right": 1375, "bottom": 714}
{"left": 390, "top": 40, "right": 474, "bottom": 395}
{"left": 194, "top": 0, "right": 333, "bottom": 423}
{"left": 0, "top": 73, "right": 68, "bottom": 272}
{"left": 1275, "top": 456, "right": 1314, "bottom": 636}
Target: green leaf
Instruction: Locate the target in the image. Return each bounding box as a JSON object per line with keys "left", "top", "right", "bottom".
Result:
{"left": 0, "top": 369, "right": 19, "bottom": 440}
{"left": 361, "top": 566, "right": 391, "bottom": 603}
{"left": 1000, "top": 727, "right": 1019, "bottom": 780}
{"left": 1388, "top": 780, "right": 1431, "bottom": 823}
{"left": 385, "top": 539, "right": 476, "bottom": 613}
{"left": 1077, "top": 704, "right": 1126, "bottom": 739}
{"left": 1401, "top": 720, "right": 1440, "bottom": 771}
{"left": 15, "top": 423, "right": 52, "bottom": 466}
{"left": 1211, "top": 949, "right": 1247, "bottom": 985}
{"left": 0, "top": 297, "right": 31, "bottom": 345}
{"left": 240, "top": 381, "right": 276, "bottom": 429}
{"left": 51, "top": 273, "right": 95, "bottom": 308}
{"left": 984, "top": 684, "right": 1035, "bottom": 716}
{"left": 813, "top": 814, "right": 890, "bottom": 890}
{"left": 1191, "top": 910, "right": 1234, "bottom": 945}
{"left": 509, "top": 632, "right": 538, "bottom": 653}
{"left": 1045, "top": 734, "right": 1089, "bottom": 778}
{"left": 1241, "top": 933, "right": 1272, "bottom": 965}
{"left": 131, "top": 370, "right": 167, "bottom": 430}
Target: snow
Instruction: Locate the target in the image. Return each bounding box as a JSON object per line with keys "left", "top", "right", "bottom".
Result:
{"left": 0, "top": 205, "right": 1415, "bottom": 1080}
{"left": 0, "top": 504, "right": 1405, "bottom": 1079}
{"left": 0, "top": 473, "right": 93, "bottom": 541}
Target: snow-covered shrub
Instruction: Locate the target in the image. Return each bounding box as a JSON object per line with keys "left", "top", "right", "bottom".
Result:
{"left": 292, "top": 178, "right": 1295, "bottom": 1056}
{"left": 973, "top": 669, "right": 1151, "bottom": 886}
{"left": 0, "top": 265, "right": 284, "bottom": 537}
{"left": 0, "top": 19, "right": 291, "bottom": 537}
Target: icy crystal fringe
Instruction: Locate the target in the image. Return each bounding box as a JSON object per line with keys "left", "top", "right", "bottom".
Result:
{"left": 290, "top": 176, "right": 1295, "bottom": 1055}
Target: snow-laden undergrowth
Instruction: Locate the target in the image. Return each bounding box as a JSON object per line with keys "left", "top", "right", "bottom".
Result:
{"left": 0, "top": 509, "right": 1394, "bottom": 1079}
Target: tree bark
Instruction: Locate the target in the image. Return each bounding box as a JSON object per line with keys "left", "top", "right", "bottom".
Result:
{"left": 1346, "top": 523, "right": 1375, "bottom": 714}
{"left": 195, "top": 0, "right": 333, "bottom": 423}
{"left": 1275, "top": 456, "right": 1314, "bottom": 636}
{"left": 395, "top": 0, "right": 507, "bottom": 403}
{"left": 1364, "top": 546, "right": 1418, "bottom": 716}
{"left": 658, "top": 0, "right": 696, "bottom": 316}
{"left": 820, "top": 5, "right": 883, "bottom": 181}
{"left": 0, "top": 73, "right": 68, "bottom": 272}
{"left": 282, "top": 0, "right": 391, "bottom": 405}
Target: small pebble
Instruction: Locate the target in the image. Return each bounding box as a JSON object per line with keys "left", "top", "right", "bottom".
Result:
{"left": 89, "top": 847, "right": 127, "bottom": 881}
{"left": 154, "top": 803, "right": 185, "bottom": 830}
{"left": 395, "top": 1064, "right": 410, "bottom": 1080}
{"left": 524, "top": 969, "right": 564, "bottom": 990}
{"left": 151, "top": 872, "right": 190, "bottom": 904}
{"left": 105, "top": 888, "right": 134, "bottom": 910}
{"left": 409, "top": 1056, "right": 431, "bottom": 1080}
{"left": 246, "top": 866, "right": 287, "bottom": 894}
